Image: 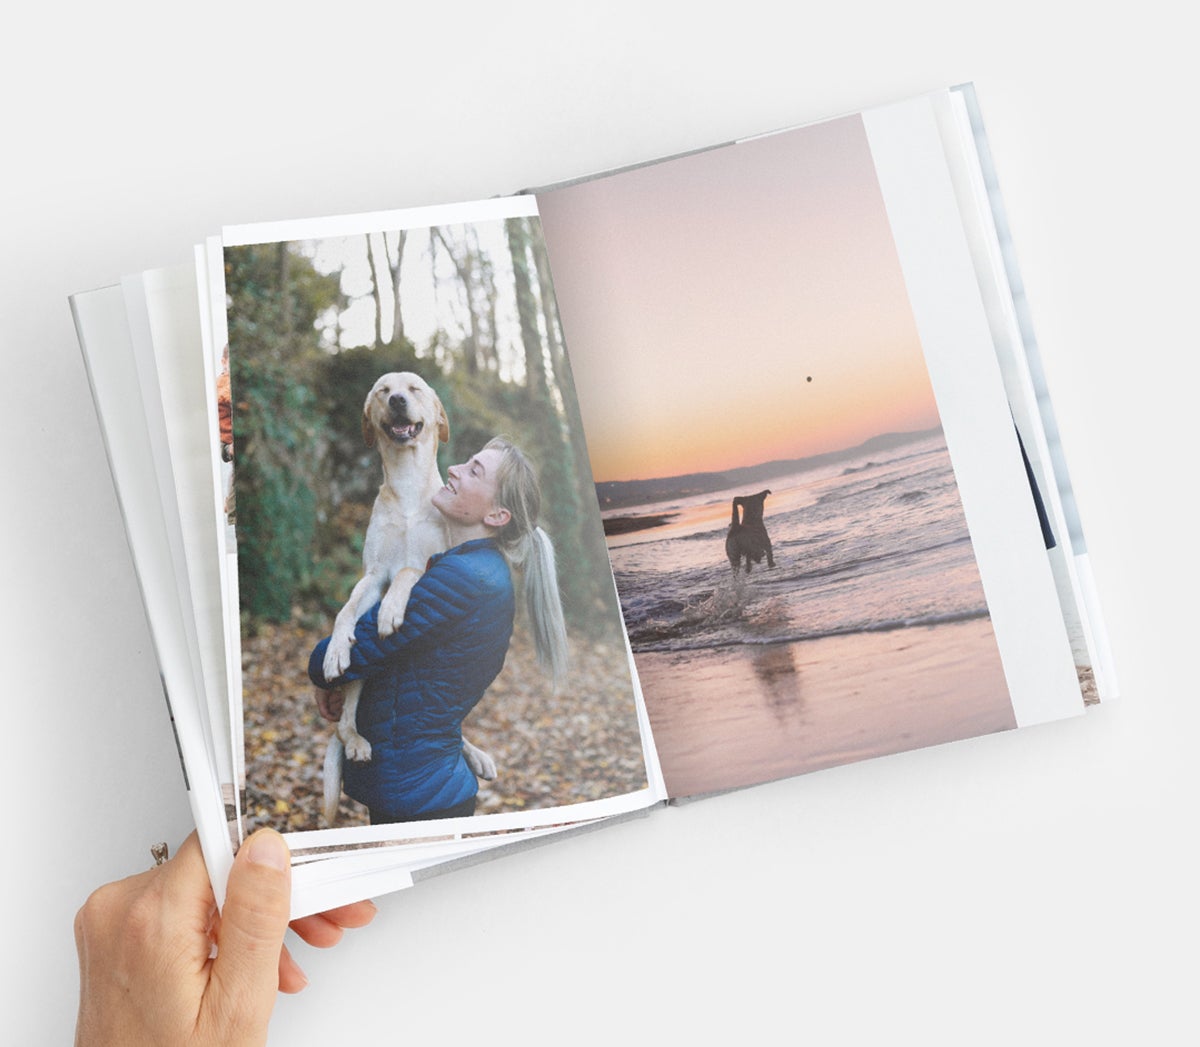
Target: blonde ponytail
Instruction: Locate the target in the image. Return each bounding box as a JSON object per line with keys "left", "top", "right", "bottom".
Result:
{"left": 484, "top": 437, "right": 569, "bottom": 688}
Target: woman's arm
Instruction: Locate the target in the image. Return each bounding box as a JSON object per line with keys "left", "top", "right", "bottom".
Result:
{"left": 309, "top": 553, "right": 491, "bottom": 689}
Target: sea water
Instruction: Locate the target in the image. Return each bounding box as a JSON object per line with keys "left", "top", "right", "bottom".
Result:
{"left": 606, "top": 431, "right": 989, "bottom": 654}
{"left": 604, "top": 431, "right": 1015, "bottom": 795}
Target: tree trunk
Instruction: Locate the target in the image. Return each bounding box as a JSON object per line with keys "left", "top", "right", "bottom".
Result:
{"left": 531, "top": 227, "right": 569, "bottom": 402}
{"left": 506, "top": 217, "right": 546, "bottom": 397}
{"left": 276, "top": 242, "right": 292, "bottom": 343}
{"left": 433, "top": 226, "right": 482, "bottom": 373}
{"left": 365, "top": 234, "right": 384, "bottom": 347}
{"left": 384, "top": 230, "right": 407, "bottom": 345}
{"left": 469, "top": 225, "right": 499, "bottom": 371}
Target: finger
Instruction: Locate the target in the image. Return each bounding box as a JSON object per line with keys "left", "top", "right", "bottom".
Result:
{"left": 315, "top": 687, "right": 342, "bottom": 723}
{"left": 290, "top": 900, "right": 376, "bottom": 947}
{"left": 317, "top": 899, "right": 378, "bottom": 929}
{"left": 206, "top": 829, "right": 292, "bottom": 1031}
{"left": 277, "top": 942, "right": 308, "bottom": 995}
{"left": 289, "top": 913, "right": 344, "bottom": 949}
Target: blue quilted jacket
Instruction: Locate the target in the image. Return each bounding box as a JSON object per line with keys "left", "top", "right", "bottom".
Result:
{"left": 309, "top": 538, "right": 514, "bottom": 819}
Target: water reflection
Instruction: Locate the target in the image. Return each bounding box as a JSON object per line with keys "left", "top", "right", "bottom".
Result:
{"left": 748, "top": 641, "right": 804, "bottom": 721}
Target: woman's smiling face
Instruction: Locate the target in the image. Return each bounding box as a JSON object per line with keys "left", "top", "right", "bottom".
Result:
{"left": 432, "top": 447, "right": 511, "bottom": 531}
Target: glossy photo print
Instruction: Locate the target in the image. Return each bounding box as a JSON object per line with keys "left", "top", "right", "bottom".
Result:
{"left": 537, "top": 114, "right": 1017, "bottom": 797}
{"left": 221, "top": 201, "right": 650, "bottom": 841}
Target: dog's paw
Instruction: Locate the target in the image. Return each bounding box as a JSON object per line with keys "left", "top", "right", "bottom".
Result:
{"left": 343, "top": 733, "right": 373, "bottom": 762}
{"left": 463, "top": 739, "right": 497, "bottom": 781}
{"left": 377, "top": 615, "right": 403, "bottom": 639}
{"left": 323, "top": 637, "right": 353, "bottom": 679}
{"left": 376, "top": 603, "right": 406, "bottom": 638}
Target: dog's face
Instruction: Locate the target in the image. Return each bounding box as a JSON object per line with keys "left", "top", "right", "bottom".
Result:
{"left": 361, "top": 372, "right": 449, "bottom": 450}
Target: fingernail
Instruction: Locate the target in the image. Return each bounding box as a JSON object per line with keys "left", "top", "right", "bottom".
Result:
{"left": 245, "top": 830, "right": 290, "bottom": 872}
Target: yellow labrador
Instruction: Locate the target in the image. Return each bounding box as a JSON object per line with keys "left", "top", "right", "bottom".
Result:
{"left": 322, "top": 372, "right": 495, "bottom": 826}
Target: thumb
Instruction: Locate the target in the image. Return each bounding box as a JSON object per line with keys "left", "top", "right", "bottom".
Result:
{"left": 207, "top": 829, "right": 292, "bottom": 1035}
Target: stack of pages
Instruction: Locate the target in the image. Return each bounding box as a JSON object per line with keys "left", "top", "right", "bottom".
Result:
{"left": 71, "top": 85, "right": 1116, "bottom": 919}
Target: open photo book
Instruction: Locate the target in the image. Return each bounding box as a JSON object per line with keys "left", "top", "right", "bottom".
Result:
{"left": 70, "top": 85, "right": 1116, "bottom": 919}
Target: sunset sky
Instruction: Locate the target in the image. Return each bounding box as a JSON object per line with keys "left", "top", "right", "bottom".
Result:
{"left": 536, "top": 114, "right": 941, "bottom": 483}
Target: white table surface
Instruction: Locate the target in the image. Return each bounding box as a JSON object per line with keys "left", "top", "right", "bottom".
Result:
{"left": 3, "top": 3, "right": 1194, "bottom": 1043}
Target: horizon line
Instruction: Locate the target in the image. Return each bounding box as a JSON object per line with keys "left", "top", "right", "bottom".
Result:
{"left": 593, "top": 424, "right": 944, "bottom": 488}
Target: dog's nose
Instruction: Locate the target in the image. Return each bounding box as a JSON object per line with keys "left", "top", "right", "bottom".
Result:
{"left": 388, "top": 392, "right": 407, "bottom": 411}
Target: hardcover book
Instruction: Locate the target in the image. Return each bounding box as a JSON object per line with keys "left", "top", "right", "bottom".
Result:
{"left": 70, "top": 84, "right": 1115, "bottom": 918}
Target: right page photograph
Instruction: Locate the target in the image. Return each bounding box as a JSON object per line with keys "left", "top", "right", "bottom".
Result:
{"left": 536, "top": 98, "right": 1087, "bottom": 799}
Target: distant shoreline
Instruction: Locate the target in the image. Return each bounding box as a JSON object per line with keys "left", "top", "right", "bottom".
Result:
{"left": 595, "top": 425, "right": 943, "bottom": 511}
{"left": 601, "top": 513, "right": 678, "bottom": 536}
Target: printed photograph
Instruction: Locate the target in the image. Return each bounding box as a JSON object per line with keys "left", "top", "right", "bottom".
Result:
{"left": 221, "top": 208, "right": 648, "bottom": 836}
{"left": 537, "top": 114, "right": 1019, "bottom": 797}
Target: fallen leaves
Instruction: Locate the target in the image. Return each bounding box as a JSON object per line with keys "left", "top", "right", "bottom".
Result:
{"left": 240, "top": 618, "right": 648, "bottom": 835}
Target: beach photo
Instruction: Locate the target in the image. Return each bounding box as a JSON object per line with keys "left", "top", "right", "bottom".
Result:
{"left": 537, "top": 114, "right": 1017, "bottom": 796}
{"left": 221, "top": 202, "right": 648, "bottom": 837}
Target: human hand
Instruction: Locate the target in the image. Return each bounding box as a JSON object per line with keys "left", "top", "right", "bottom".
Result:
{"left": 74, "top": 830, "right": 376, "bottom": 1046}
{"left": 314, "top": 685, "right": 345, "bottom": 724}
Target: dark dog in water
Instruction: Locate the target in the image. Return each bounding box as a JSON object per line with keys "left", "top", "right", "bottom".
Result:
{"left": 725, "top": 489, "right": 775, "bottom": 573}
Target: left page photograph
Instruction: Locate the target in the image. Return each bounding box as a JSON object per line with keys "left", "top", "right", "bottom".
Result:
{"left": 211, "top": 196, "right": 663, "bottom": 852}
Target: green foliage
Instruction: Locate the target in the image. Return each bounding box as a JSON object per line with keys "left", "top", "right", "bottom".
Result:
{"left": 226, "top": 227, "right": 621, "bottom": 635}
{"left": 231, "top": 356, "right": 323, "bottom": 620}
{"left": 225, "top": 242, "right": 344, "bottom": 368}
{"left": 442, "top": 367, "right": 525, "bottom": 466}
{"left": 226, "top": 244, "right": 343, "bottom": 622}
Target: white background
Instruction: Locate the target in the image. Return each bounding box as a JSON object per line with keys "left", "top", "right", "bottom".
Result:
{"left": 3, "top": 3, "right": 1195, "bottom": 1043}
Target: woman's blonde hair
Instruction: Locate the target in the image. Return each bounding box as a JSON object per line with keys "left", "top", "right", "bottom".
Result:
{"left": 484, "top": 436, "right": 568, "bottom": 688}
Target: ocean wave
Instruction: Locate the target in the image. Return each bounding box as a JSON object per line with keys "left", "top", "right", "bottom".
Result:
{"left": 841, "top": 460, "right": 879, "bottom": 475}
{"left": 628, "top": 607, "right": 991, "bottom": 653}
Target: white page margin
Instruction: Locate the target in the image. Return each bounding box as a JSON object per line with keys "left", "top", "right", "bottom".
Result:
{"left": 863, "top": 96, "right": 1082, "bottom": 728}
{"left": 223, "top": 194, "right": 539, "bottom": 247}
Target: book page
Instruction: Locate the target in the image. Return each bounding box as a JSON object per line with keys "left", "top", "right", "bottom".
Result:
{"left": 129, "top": 267, "right": 243, "bottom": 823}
{"left": 935, "top": 84, "right": 1116, "bottom": 703}
{"left": 216, "top": 195, "right": 665, "bottom": 854}
{"left": 194, "top": 241, "right": 249, "bottom": 833}
{"left": 70, "top": 285, "right": 236, "bottom": 904}
{"left": 536, "top": 93, "right": 1086, "bottom": 801}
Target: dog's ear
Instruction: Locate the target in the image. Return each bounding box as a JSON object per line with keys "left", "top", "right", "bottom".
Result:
{"left": 434, "top": 395, "right": 450, "bottom": 444}
{"left": 362, "top": 409, "right": 377, "bottom": 448}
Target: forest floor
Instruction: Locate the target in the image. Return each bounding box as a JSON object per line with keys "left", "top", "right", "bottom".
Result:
{"left": 239, "top": 616, "right": 648, "bottom": 835}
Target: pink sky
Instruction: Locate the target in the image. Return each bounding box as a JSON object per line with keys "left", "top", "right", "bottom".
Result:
{"left": 536, "top": 114, "right": 940, "bottom": 482}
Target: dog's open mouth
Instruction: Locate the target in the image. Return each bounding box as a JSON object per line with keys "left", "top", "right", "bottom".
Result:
{"left": 385, "top": 420, "right": 424, "bottom": 443}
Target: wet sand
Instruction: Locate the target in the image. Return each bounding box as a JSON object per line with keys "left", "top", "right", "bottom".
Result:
{"left": 636, "top": 617, "right": 1015, "bottom": 798}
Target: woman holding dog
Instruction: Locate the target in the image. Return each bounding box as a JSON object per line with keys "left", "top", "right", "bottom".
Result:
{"left": 308, "top": 436, "right": 568, "bottom": 824}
